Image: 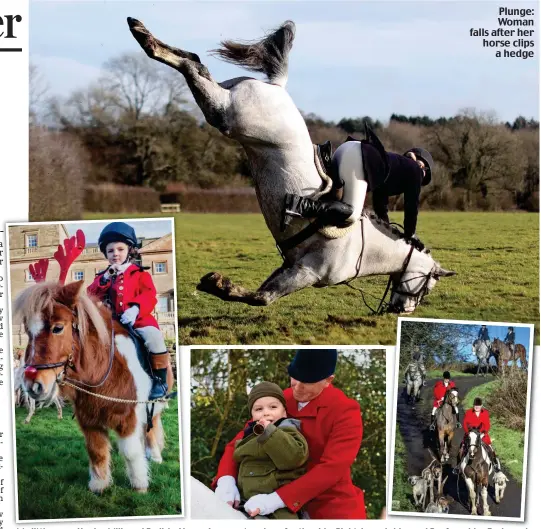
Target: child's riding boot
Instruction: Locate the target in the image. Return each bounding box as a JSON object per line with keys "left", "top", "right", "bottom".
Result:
{"left": 429, "top": 414, "right": 437, "bottom": 431}
{"left": 150, "top": 351, "right": 169, "bottom": 400}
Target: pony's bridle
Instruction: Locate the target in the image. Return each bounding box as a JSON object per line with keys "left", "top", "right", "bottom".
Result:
{"left": 24, "top": 307, "right": 116, "bottom": 389}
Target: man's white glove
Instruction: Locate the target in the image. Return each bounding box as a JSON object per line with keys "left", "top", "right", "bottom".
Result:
{"left": 480, "top": 432, "right": 485, "bottom": 439}
{"left": 214, "top": 475, "right": 240, "bottom": 508}
{"left": 244, "top": 492, "right": 286, "bottom": 517}
{"left": 120, "top": 305, "right": 140, "bottom": 325}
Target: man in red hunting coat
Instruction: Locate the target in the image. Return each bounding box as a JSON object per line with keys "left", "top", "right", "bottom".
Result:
{"left": 430, "top": 371, "right": 459, "bottom": 431}
{"left": 459, "top": 397, "right": 502, "bottom": 472}
{"left": 212, "top": 349, "right": 367, "bottom": 519}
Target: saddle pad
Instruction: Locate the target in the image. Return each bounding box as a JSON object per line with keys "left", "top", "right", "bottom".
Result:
{"left": 319, "top": 221, "right": 358, "bottom": 239}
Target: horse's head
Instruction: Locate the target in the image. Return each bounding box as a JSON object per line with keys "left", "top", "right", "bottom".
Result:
{"left": 14, "top": 280, "right": 107, "bottom": 401}
{"left": 447, "top": 388, "right": 459, "bottom": 407}
{"left": 467, "top": 427, "right": 482, "bottom": 458}
{"left": 388, "top": 249, "right": 456, "bottom": 313}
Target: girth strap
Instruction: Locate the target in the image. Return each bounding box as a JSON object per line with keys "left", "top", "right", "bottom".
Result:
{"left": 277, "top": 218, "right": 325, "bottom": 254}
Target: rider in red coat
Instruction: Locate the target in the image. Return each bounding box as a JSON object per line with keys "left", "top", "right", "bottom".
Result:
{"left": 87, "top": 222, "right": 170, "bottom": 400}
{"left": 212, "top": 350, "right": 367, "bottom": 519}
{"left": 459, "top": 397, "right": 501, "bottom": 472}
{"left": 430, "top": 371, "right": 459, "bottom": 430}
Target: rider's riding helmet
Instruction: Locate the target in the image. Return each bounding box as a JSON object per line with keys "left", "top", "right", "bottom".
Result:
{"left": 473, "top": 397, "right": 483, "bottom": 406}
{"left": 404, "top": 147, "right": 433, "bottom": 186}
{"left": 508, "top": 326, "right": 514, "bottom": 331}
{"left": 98, "top": 222, "right": 138, "bottom": 255}
{"left": 443, "top": 371, "right": 451, "bottom": 380}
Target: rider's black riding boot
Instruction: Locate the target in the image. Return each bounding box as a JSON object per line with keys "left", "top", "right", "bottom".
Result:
{"left": 455, "top": 412, "right": 461, "bottom": 429}
{"left": 149, "top": 352, "right": 169, "bottom": 400}
{"left": 429, "top": 414, "right": 437, "bottom": 431}
{"left": 282, "top": 194, "right": 354, "bottom": 230}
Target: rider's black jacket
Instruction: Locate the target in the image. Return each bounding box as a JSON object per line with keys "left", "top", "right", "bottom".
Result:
{"left": 361, "top": 143, "right": 425, "bottom": 239}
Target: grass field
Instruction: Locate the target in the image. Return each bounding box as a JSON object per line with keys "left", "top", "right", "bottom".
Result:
{"left": 87, "top": 211, "right": 539, "bottom": 345}
{"left": 15, "top": 400, "right": 182, "bottom": 520}
{"left": 462, "top": 381, "right": 524, "bottom": 482}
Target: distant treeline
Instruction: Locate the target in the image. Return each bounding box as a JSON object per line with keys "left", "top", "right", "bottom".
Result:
{"left": 29, "top": 54, "right": 539, "bottom": 220}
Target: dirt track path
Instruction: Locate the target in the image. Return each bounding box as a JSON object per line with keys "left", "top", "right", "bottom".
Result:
{"left": 396, "top": 376, "right": 522, "bottom": 517}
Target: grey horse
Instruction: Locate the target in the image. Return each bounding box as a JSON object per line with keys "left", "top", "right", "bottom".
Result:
{"left": 404, "top": 360, "right": 425, "bottom": 406}
{"left": 127, "top": 19, "right": 455, "bottom": 313}
{"left": 472, "top": 339, "right": 492, "bottom": 377}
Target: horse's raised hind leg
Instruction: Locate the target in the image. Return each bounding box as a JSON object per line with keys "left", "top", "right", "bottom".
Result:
{"left": 83, "top": 426, "right": 112, "bottom": 493}
{"left": 117, "top": 414, "right": 149, "bottom": 493}
{"left": 128, "top": 18, "right": 230, "bottom": 133}
{"left": 197, "top": 263, "right": 320, "bottom": 306}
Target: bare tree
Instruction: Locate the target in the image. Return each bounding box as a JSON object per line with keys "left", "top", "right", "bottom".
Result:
{"left": 29, "top": 63, "right": 50, "bottom": 124}
{"left": 426, "top": 109, "right": 525, "bottom": 207}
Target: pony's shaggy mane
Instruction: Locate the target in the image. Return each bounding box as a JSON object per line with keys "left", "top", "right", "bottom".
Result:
{"left": 14, "top": 282, "right": 109, "bottom": 346}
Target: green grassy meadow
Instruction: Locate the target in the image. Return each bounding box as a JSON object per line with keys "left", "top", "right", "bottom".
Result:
{"left": 87, "top": 211, "right": 539, "bottom": 345}
{"left": 462, "top": 381, "right": 525, "bottom": 483}
{"left": 15, "top": 401, "right": 182, "bottom": 520}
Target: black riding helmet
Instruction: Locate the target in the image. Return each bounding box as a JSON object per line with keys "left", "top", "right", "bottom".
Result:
{"left": 443, "top": 371, "right": 451, "bottom": 379}
{"left": 98, "top": 222, "right": 138, "bottom": 255}
{"left": 404, "top": 147, "right": 433, "bottom": 186}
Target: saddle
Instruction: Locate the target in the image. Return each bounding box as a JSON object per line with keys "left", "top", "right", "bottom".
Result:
{"left": 123, "top": 323, "right": 154, "bottom": 379}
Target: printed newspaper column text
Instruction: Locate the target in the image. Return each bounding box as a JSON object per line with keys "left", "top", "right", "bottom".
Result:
{"left": 470, "top": 6, "right": 536, "bottom": 58}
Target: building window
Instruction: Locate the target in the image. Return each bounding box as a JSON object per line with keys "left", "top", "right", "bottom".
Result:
{"left": 25, "top": 270, "right": 35, "bottom": 282}
{"left": 154, "top": 261, "right": 167, "bottom": 274}
{"left": 25, "top": 234, "right": 38, "bottom": 248}
{"left": 156, "top": 296, "right": 169, "bottom": 313}
{"left": 73, "top": 270, "right": 84, "bottom": 281}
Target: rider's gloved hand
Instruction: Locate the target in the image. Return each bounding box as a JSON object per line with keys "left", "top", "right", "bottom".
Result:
{"left": 214, "top": 475, "right": 240, "bottom": 508}
{"left": 244, "top": 492, "right": 286, "bottom": 517}
{"left": 102, "top": 263, "right": 121, "bottom": 283}
{"left": 120, "top": 305, "right": 140, "bottom": 325}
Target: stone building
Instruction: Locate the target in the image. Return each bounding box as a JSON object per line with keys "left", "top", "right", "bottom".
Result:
{"left": 9, "top": 224, "right": 177, "bottom": 349}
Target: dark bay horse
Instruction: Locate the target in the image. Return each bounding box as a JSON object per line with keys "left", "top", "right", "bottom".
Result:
{"left": 15, "top": 280, "right": 174, "bottom": 493}
{"left": 435, "top": 388, "right": 459, "bottom": 463}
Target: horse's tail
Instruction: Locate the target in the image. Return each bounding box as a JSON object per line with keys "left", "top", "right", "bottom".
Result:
{"left": 211, "top": 21, "right": 295, "bottom": 87}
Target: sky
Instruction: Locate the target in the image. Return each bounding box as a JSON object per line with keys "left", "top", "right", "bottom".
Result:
{"left": 30, "top": 0, "right": 539, "bottom": 123}
{"left": 63, "top": 219, "right": 173, "bottom": 244}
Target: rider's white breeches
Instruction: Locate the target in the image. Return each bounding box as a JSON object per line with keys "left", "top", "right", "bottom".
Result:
{"left": 136, "top": 326, "right": 166, "bottom": 353}
{"left": 332, "top": 141, "right": 367, "bottom": 223}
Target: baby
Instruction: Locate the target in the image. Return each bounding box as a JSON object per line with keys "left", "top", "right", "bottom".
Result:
{"left": 233, "top": 381, "right": 309, "bottom": 519}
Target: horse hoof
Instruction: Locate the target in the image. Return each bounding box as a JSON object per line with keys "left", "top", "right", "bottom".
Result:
{"left": 135, "top": 488, "right": 148, "bottom": 494}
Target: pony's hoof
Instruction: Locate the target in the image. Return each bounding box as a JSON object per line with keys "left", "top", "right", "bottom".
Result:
{"left": 89, "top": 477, "right": 112, "bottom": 494}
{"left": 484, "top": 511, "right": 492, "bottom": 516}
{"left": 135, "top": 488, "right": 148, "bottom": 494}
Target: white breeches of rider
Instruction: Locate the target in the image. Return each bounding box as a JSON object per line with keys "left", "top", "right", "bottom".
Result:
{"left": 332, "top": 141, "right": 367, "bottom": 223}
{"left": 135, "top": 326, "right": 166, "bottom": 353}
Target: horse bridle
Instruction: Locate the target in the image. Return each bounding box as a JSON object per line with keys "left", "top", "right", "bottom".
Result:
{"left": 24, "top": 306, "right": 116, "bottom": 389}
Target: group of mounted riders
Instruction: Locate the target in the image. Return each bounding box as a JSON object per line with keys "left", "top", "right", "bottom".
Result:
{"left": 478, "top": 324, "right": 516, "bottom": 355}
{"left": 407, "top": 335, "right": 502, "bottom": 475}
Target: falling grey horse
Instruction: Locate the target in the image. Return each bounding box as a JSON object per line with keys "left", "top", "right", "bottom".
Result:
{"left": 127, "top": 18, "right": 455, "bottom": 313}
{"left": 472, "top": 339, "right": 491, "bottom": 377}
{"left": 404, "top": 360, "right": 425, "bottom": 405}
